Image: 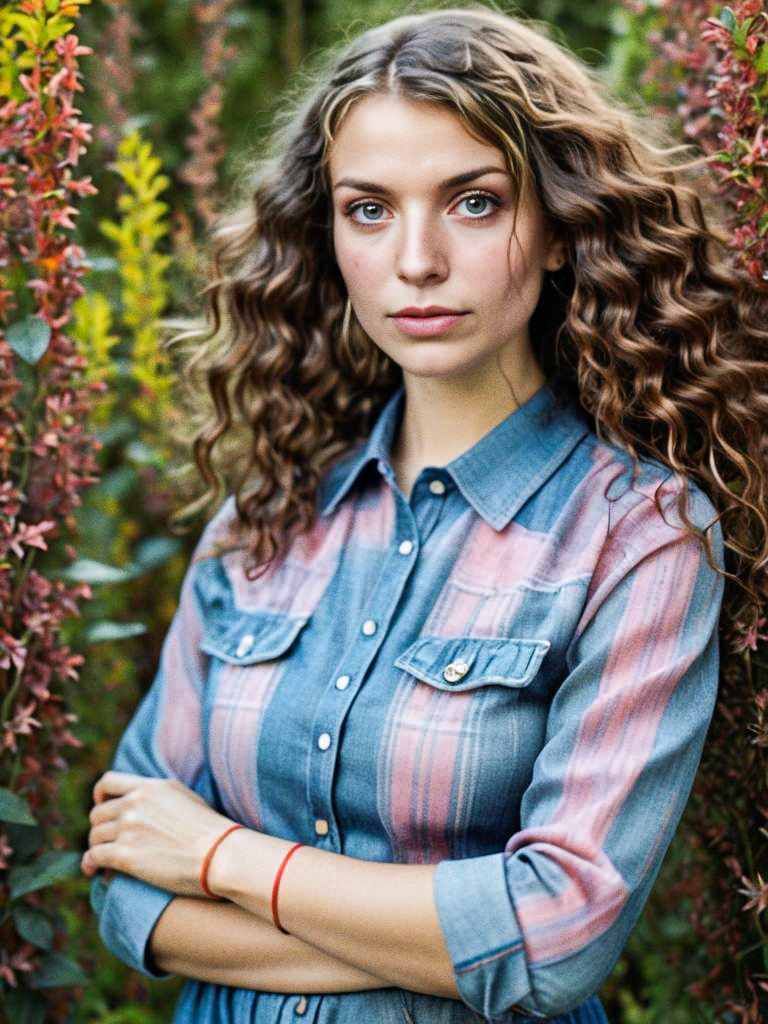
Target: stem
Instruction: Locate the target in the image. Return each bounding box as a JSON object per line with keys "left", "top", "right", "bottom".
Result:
{"left": 0, "top": 629, "right": 33, "bottom": 739}
{"left": 10, "top": 545, "right": 36, "bottom": 612}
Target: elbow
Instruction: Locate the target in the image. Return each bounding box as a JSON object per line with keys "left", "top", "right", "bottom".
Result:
{"left": 523, "top": 965, "right": 611, "bottom": 1019}
{"left": 452, "top": 947, "right": 615, "bottom": 1020}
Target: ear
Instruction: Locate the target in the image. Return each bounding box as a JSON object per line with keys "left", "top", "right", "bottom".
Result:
{"left": 543, "top": 234, "right": 567, "bottom": 272}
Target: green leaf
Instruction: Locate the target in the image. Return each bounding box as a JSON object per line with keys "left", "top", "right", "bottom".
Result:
{"left": 30, "top": 952, "right": 88, "bottom": 989}
{"left": 6, "top": 316, "right": 51, "bottom": 364}
{"left": 13, "top": 905, "right": 54, "bottom": 950}
{"left": 2, "top": 988, "right": 46, "bottom": 1024}
{"left": 756, "top": 42, "right": 768, "bottom": 74}
{"left": 9, "top": 850, "right": 81, "bottom": 900}
{"left": 720, "top": 5, "right": 735, "bottom": 32}
{"left": 5, "top": 822, "right": 44, "bottom": 860}
{"left": 0, "top": 787, "right": 37, "bottom": 826}
{"left": 61, "top": 558, "right": 139, "bottom": 584}
{"left": 85, "top": 621, "right": 147, "bottom": 642}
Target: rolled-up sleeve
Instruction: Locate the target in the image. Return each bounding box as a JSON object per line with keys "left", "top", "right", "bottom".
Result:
{"left": 433, "top": 484, "right": 724, "bottom": 1021}
{"left": 90, "top": 500, "right": 233, "bottom": 978}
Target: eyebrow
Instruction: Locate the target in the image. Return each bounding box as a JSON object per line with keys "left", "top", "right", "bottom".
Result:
{"left": 332, "top": 165, "right": 509, "bottom": 194}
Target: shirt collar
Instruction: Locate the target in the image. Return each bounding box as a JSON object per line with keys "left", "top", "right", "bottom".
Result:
{"left": 318, "top": 382, "right": 590, "bottom": 531}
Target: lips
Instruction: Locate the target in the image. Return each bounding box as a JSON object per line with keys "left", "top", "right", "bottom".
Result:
{"left": 392, "top": 306, "right": 465, "bottom": 317}
{"left": 389, "top": 307, "right": 468, "bottom": 338}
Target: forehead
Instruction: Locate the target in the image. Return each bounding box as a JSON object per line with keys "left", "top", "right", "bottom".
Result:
{"left": 328, "top": 93, "right": 507, "bottom": 184}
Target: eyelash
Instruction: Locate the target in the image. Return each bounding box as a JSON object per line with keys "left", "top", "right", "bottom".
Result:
{"left": 344, "top": 190, "right": 501, "bottom": 226}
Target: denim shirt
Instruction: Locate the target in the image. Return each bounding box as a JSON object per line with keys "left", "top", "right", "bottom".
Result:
{"left": 91, "top": 383, "right": 723, "bottom": 1024}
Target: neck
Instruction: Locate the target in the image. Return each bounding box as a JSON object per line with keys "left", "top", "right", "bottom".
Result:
{"left": 390, "top": 358, "right": 547, "bottom": 495}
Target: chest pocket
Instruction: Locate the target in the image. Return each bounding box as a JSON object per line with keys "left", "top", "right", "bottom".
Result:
{"left": 199, "top": 608, "right": 308, "bottom": 665}
{"left": 380, "top": 635, "right": 552, "bottom": 862}
{"left": 394, "top": 635, "right": 550, "bottom": 692}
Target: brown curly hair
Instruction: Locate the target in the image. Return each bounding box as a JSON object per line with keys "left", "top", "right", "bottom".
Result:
{"left": 172, "top": 4, "right": 768, "bottom": 615}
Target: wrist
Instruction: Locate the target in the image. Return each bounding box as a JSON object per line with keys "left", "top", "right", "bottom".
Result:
{"left": 207, "top": 827, "right": 292, "bottom": 919}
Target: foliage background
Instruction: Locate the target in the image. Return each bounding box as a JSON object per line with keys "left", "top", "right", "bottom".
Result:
{"left": 1, "top": 0, "right": 766, "bottom": 1021}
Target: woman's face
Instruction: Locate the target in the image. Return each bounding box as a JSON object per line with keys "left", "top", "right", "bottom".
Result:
{"left": 329, "top": 93, "right": 565, "bottom": 385}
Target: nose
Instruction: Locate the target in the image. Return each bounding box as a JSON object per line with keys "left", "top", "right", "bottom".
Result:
{"left": 395, "top": 212, "right": 449, "bottom": 287}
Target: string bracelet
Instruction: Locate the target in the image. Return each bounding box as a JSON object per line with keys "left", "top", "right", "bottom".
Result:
{"left": 271, "top": 841, "right": 306, "bottom": 934}
{"left": 199, "top": 823, "right": 244, "bottom": 900}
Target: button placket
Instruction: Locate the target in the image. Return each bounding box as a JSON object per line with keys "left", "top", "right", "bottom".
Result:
{"left": 306, "top": 496, "right": 423, "bottom": 843}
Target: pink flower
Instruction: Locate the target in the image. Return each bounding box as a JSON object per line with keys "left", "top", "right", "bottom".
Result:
{"left": 731, "top": 617, "right": 768, "bottom": 652}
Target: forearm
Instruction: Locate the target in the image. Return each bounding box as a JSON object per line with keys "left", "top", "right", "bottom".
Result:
{"left": 210, "top": 833, "right": 460, "bottom": 999}
{"left": 150, "top": 896, "right": 394, "bottom": 992}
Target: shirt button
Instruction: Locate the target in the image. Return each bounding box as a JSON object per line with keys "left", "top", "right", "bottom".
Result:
{"left": 335, "top": 674, "right": 351, "bottom": 690}
{"left": 398, "top": 539, "right": 414, "bottom": 555}
{"left": 314, "top": 818, "right": 329, "bottom": 836}
{"left": 362, "top": 619, "right": 377, "bottom": 636}
{"left": 443, "top": 659, "right": 470, "bottom": 682}
{"left": 317, "top": 732, "right": 331, "bottom": 751}
{"left": 294, "top": 995, "right": 308, "bottom": 1015}
{"left": 235, "top": 634, "right": 255, "bottom": 657}
{"left": 429, "top": 479, "right": 446, "bottom": 495}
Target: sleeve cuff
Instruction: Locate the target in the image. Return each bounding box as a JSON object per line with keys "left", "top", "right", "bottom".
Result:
{"left": 95, "top": 872, "right": 175, "bottom": 979}
{"left": 433, "top": 853, "right": 539, "bottom": 1021}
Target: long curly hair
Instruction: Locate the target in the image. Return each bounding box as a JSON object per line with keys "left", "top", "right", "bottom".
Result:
{"left": 173, "top": 4, "right": 768, "bottom": 614}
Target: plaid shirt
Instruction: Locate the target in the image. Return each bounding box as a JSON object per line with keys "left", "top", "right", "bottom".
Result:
{"left": 91, "top": 383, "right": 723, "bottom": 1023}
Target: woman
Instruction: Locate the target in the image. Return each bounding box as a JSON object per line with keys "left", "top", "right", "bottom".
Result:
{"left": 82, "top": 6, "right": 768, "bottom": 1023}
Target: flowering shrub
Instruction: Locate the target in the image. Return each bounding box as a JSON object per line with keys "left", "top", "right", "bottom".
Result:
{"left": 178, "top": 0, "right": 237, "bottom": 228}
{"left": 0, "top": 1, "right": 102, "bottom": 1019}
{"left": 611, "top": 1, "right": 768, "bottom": 1018}
{"left": 631, "top": 0, "right": 768, "bottom": 284}
{"left": 97, "top": 131, "right": 173, "bottom": 427}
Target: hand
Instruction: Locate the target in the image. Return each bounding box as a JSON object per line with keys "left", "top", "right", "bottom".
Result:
{"left": 81, "top": 771, "right": 240, "bottom": 897}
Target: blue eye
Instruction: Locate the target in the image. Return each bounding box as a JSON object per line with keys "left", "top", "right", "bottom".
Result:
{"left": 350, "top": 202, "right": 387, "bottom": 223}
{"left": 456, "top": 194, "right": 497, "bottom": 217}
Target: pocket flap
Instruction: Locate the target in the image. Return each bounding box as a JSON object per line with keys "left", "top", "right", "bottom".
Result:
{"left": 200, "top": 610, "right": 308, "bottom": 664}
{"left": 395, "top": 635, "right": 550, "bottom": 691}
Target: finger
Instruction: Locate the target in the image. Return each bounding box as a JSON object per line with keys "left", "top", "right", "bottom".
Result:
{"left": 89, "top": 793, "right": 131, "bottom": 826}
{"left": 88, "top": 821, "right": 119, "bottom": 848}
{"left": 81, "top": 845, "right": 113, "bottom": 877}
{"left": 92, "top": 771, "right": 149, "bottom": 804}
{"left": 82, "top": 837, "right": 124, "bottom": 876}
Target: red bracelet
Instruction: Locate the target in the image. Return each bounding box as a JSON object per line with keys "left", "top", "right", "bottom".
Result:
{"left": 199, "top": 823, "right": 244, "bottom": 899}
{"left": 271, "top": 841, "right": 305, "bottom": 934}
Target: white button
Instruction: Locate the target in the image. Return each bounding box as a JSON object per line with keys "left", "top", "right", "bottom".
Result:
{"left": 443, "top": 659, "right": 470, "bottom": 683}
{"left": 429, "top": 479, "right": 446, "bottom": 495}
{"left": 314, "top": 818, "right": 329, "bottom": 835}
{"left": 235, "top": 634, "right": 255, "bottom": 657}
{"left": 317, "top": 732, "right": 331, "bottom": 751}
{"left": 362, "top": 619, "right": 377, "bottom": 636}
{"left": 398, "top": 540, "right": 414, "bottom": 555}
{"left": 335, "top": 674, "right": 351, "bottom": 690}
{"left": 294, "top": 995, "right": 308, "bottom": 1015}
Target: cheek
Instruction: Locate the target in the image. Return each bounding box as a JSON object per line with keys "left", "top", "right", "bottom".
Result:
{"left": 334, "top": 232, "right": 383, "bottom": 305}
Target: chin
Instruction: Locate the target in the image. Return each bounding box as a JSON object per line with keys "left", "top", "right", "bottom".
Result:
{"left": 400, "top": 359, "right": 484, "bottom": 380}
